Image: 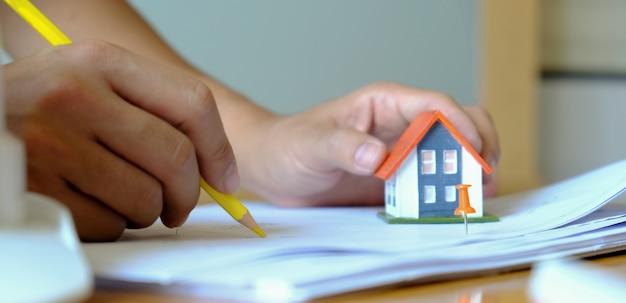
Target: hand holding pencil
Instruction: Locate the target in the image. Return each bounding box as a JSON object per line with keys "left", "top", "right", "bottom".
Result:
{"left": 3, "top": 0, "right": 265, "bottom": 240}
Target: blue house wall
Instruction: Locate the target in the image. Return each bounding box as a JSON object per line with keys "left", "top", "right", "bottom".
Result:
{"left": 417, "top": 122, "right": 462, "bottom": 217}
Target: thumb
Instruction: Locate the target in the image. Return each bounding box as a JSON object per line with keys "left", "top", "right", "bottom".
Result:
{"left": 322, "top": 128, "right": 387, "bottom": 175}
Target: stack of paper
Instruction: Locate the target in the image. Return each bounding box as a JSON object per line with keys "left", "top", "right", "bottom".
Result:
{"left": 84, "top": 159, "right": 626, "bottom": 302}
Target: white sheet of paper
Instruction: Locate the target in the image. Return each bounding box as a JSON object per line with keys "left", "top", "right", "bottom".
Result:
{"left": 83, "top": 159, "right": 626, "bottom": 302}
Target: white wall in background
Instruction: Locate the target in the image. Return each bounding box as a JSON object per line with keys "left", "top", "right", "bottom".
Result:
{"left": 540, "top": 1, "right": 626, "bottom": 182}
{"left": 129, "top": 0, "right": 479, "bottom": 114}
{"left": 540, "top": 78, "right": 626, "bottom": 183}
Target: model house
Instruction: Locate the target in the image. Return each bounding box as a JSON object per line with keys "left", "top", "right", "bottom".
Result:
{"left": 374, "top": 110, "right": 493, "bottom": 222}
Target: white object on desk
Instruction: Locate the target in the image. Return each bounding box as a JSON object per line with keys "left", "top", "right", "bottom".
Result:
{"left": 529, "top": 259, "right": 626, "bottom": 303}
{"left": 0, "top": 193, "right": 93, "bottom": 302}
{"left": 0, "top": 132, "right": 23, "bottom": 226}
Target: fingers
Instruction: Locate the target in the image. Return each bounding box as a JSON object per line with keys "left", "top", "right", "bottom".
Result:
{"left": 5, "top": 40, "right": 239, "bottom": 238}
{"left": 463, "top": 105, "right": 501, "bottom": 191}
{"left": 26, "top": 165, "right": 127, "bottom": 242}
{"left": 58, "top": 41, "right": 239, "bottom": 226}
{"left": 57, "top": 191, "right": 127, "bottom": 242}
{"left": 323, "top": 128, "right": 388, "bottom": 175}
{"left": 21, "top": 118, "right": 163, "bottom": 230}
{"left": 330, "top": 82, "right": 499, "bottom": 188}
{"left": 347, "top": 83, "right": 483, "bottom": 151}
{"left": 81, "top": 41, "right": 240, "bottom": 194}
{"left": 462, "top": 106, "right": 500, "bottom": 168}
{"left": 84, "top": 89, "right": 200, "bottom": 227}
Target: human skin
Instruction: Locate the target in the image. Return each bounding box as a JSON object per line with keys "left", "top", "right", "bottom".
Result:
{"left": 2, "top": 40, "right": 238, "bottom": 241}
{"left": 0, "top": 1, "right": 499, "bottom": 240}
{"left": 238, "top": 82, "right": 499, "bottom": 207}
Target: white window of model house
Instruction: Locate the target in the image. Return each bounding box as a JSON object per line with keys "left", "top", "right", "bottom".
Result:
{"left": 443, "top": 150, "right": 458, "bottom": 174}
{"left": 424, "top": 185, "right": 436, "bottom": 203}
{"left": 445, "top": 185, "right": 457, "bottom": 202}
{"left": 421, "top": 150, "right": 436, "bottom": 174}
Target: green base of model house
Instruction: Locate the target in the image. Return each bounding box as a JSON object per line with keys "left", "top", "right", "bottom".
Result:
{"left": 378, "top": 212, "right": 500, "bottom": 224}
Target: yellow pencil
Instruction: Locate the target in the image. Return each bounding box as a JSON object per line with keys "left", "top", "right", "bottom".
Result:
{"left": 3, "top": 0, "right": 70, "bottom": 46}
{"left": 5, "top": 0, "right": 265, "bottom": 238}
{"left": 200, "top": 178, "right": 264, "bottom": 237}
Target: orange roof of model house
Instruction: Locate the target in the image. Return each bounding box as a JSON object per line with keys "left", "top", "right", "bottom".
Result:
{"left": 375, "top": 110, "right": 492, "bottom": 180}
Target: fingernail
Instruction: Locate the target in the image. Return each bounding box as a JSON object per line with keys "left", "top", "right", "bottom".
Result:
{"left": 223, "top": 161, "right": 241, "bottom": 193}
{"left": 354, "top": 141, "right": 384, "bottom": 173}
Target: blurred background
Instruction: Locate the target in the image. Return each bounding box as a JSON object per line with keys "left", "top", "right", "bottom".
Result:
{"left": 128, "top": 0, "right": 626, "bottom": 195}
{"left": 128, "top": 0, "right": 479, "bottom": 114}
{"left": 540, "top": 0, "right": 626, "bottom": 184}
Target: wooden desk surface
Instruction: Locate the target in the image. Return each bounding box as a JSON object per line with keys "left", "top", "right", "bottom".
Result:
{"left": 87, "top": 251, "right": 626, "bottom": 303}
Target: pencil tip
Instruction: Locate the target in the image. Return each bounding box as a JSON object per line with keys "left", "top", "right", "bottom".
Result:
{"left": 252, "top": 227, "right": 266, "bottom": 238}
{"left": 239, "top": 211, "right": 266, "bottom": 238}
